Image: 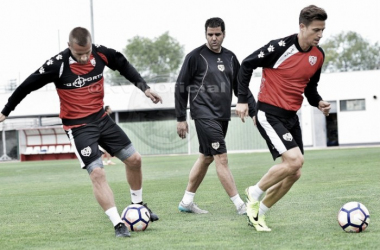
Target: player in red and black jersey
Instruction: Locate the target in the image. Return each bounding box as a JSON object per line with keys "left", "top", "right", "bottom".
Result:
{"left": 236, "top": 5, "right": 331, "bottom": 231}
{"left": 0, "top": 27, "right": 162, "bottom": 237}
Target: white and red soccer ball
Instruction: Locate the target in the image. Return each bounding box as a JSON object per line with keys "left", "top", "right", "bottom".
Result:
{"left": 338, "top": 201, "right": 370, "bottom": 233}
{"left": 121, "top": 204, "right": 150, "bottom": 231}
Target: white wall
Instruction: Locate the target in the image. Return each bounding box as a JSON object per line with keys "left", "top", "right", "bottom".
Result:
{"left": 317, "top": 70, "right": 380, "bottom": 145}
{"left": 1, "top": 70, "right": 379, "bottom": 146}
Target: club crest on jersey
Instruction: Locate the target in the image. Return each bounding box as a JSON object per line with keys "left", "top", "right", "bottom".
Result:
{"left": 211, "top": 142, "right": 220, "bottom": 150}
{"left": 81, "top": 146, "right": 92, "bottom": 157}
{"left": 90, "top": 58, "right": 96, "bottom": 67}
{"left": 309, "top": 56, "right": 317, "bottom": 66}
{"left": 218, "top": 65, "right": 225, "bottom": 72}
{"left": 282, "top": 133, "right": 293, "bottom": 142}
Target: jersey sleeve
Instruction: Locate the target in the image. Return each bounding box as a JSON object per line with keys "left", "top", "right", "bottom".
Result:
{"left": 304, "top": 67, "right": 323, "bottom": 107}
{"left": 232, "top": 55, "right": 256, "bottom": 117}
{"left": 237, "top": 39, "right": 284, "bottom": 103}
{"left": 304, "top": 47, "right": 324, "bottom": 107}
{"left": 95, "top": 45, "right": 149, "bottom": 92}
{"left": 175, "top": 53, "right": 197, "bottom": 121}
{"left": 1, "top": 57, "right": 60, "bottom": 116}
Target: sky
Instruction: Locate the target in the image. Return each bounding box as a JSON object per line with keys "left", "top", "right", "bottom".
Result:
{"left": 0, "top": 0, "right": 379, "bottom": 87}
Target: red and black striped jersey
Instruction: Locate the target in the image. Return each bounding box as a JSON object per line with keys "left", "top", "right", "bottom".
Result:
{"left": 2, "top": 44, "right": 149, "bottom": 126}
{"left": 238, "top": 33, "right": 324, "bottom": 116}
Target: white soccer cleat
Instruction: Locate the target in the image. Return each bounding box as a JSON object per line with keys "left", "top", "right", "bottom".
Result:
{"left": 178, "top": 201, "right": 208, "bottom": 214}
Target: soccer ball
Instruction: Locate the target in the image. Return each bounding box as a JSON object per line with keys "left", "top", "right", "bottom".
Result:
{"left": 337, "top": 201, "right": 370, "bottom": 233}
{"left": 121, "top": 204, "right": 150, "bottom": 231}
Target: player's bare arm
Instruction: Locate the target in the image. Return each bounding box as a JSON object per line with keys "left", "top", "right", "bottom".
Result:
{"left": 144, "top": 88, "right": 162, "bottom": 104}
{"left": 318, "top": 100, "right": 331, "bottom": 116}
{"left": 177, "top": 121, "right": 188, "bottom": 139}
{"left": 235, "top": 103, "right": 249, "bottom": 123}
{"left": 0, "top": 113, "right": 7, "bottom": 123}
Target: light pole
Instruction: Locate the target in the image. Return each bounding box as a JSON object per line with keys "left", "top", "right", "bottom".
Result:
{"left": 90, "top": 0, "right": 95, "bottom": 43}
{"left": 0, "top": 123, "right": 11, "bottom": 161}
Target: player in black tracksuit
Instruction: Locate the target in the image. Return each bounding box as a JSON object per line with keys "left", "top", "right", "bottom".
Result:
{"left": 0, "top": 27, "right": 161, "bottom": 237}
{"left": 235, "top": 5, "right": 331, "bottom": 231}
{"left": 175, "top": 17, "right": 255, "bottom": 215}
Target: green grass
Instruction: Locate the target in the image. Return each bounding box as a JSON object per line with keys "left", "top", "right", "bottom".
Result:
{"left": 0, "top": 147, "right": 379, "bottom": 249}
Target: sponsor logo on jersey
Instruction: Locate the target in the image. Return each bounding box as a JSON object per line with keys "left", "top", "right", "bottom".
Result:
{"left": 309, "top": 56, "right": 317, "bottom": 66}
{"left": 64, "top": 73, "right": 103, "bottom": 87}
{"left": 218, "top": 65, "right": 225, "bottom": 71}
{"left": 282, "top": 133, "right": 293, "bottom": 142}
{"left": 212, "top": 142, "right": 220, "bottom": 150}
{"left": 81, "top": 146, "right": 92, "bottom": 157}
{"left": 283, "top": 47, "right": 295, "bottom": 58}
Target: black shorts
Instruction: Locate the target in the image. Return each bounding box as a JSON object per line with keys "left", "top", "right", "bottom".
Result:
{"left": 256, "top": 110, "right": 303, "bottom": 160}
{"left": 65, "top": 115, "right": 131, "bottom": 168}
{"left": 194, "top": 119, "right": 229, "bottom": 156}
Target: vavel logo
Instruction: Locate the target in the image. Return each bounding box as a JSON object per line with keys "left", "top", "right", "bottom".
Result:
{"left": 65, "top": 73, "right": 103, "bottom": 88}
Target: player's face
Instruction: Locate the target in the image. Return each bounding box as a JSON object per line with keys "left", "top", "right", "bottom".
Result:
{"left": 299, "top": 20, "right": 325, "bottom": 50}
{"left": 69, "top": 41, "right": 92, "bottom": 64}
{"left": 205, "top": 26, "right": 225, "bottom": 53}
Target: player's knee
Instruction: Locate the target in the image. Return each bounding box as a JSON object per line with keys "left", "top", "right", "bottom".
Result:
{"left": 293, "top": 155, "right": 304, "bottom": 169}
{"left": 204, "top": 155, "right": 214, "bottom": 165}
{"left": 199, "top": 154, "right": 214, "bottom": 165}
{"left": 292, "top": 169, "right": 302, "bottom": 182}
{"left": 90, "top": 167, "right": 106, "bottom": 182}
{"left": 285, "top": 155, "right": 304, "bottom": 173}
{"left": 125, "top": 152, "right": 142, "bottom": 168}
{"left": 214, "top": 153, "right": 228, "bottom": 167}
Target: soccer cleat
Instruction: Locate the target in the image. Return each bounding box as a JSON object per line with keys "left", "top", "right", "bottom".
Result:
{"left": 245, "top": 187, "right": 260, "bottom": 226}
{"left": 178, "top": 201, "right": 209, "bottom": 214}
{"left": 114, "top": 222, "right": 131, "bottom": 237}
{"left": 248, "top": 215, "right": 271, "bottom": 232}
{"left": 237, "top": 203, "right": 247, "bottom": 215}
{"left": 138, "top": 202, "right": 159, "bottom": 222}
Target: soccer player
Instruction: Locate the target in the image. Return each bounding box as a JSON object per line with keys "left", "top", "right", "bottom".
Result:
{"left": 175, "top": 17, "right": 256, "bottom": 215}
{"left": 235, "top": 5, "right": 331, "bottom": 231}
{"left": 0, "top": 27, "right": 162, "bottom": 237}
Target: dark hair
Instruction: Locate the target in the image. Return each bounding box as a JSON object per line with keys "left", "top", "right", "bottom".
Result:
{"left": 205, "top": 17, "right": 225, "bottom": 32}
{"left": 299, "top": 5, "right": 327, "bottom": 26}
{"left": 105, "top": 105, "right": 110, "bottom": 111}
{"left": 69, "top": 27, "right": 92, "bottom": 46}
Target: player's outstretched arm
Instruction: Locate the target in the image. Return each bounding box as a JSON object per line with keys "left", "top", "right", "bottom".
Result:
{"left": 0, "top": 113, "right": 7, "bottom": 123}
{"left": 144, "top": 88, "right": 163, "bottom": 104}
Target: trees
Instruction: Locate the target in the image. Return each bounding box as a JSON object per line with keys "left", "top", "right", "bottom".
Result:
{"left": 106, "top": 32, "right": 184, "bottom": 85}
{"left": 321, "top": 31, "right": 380, "bottom": 72}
